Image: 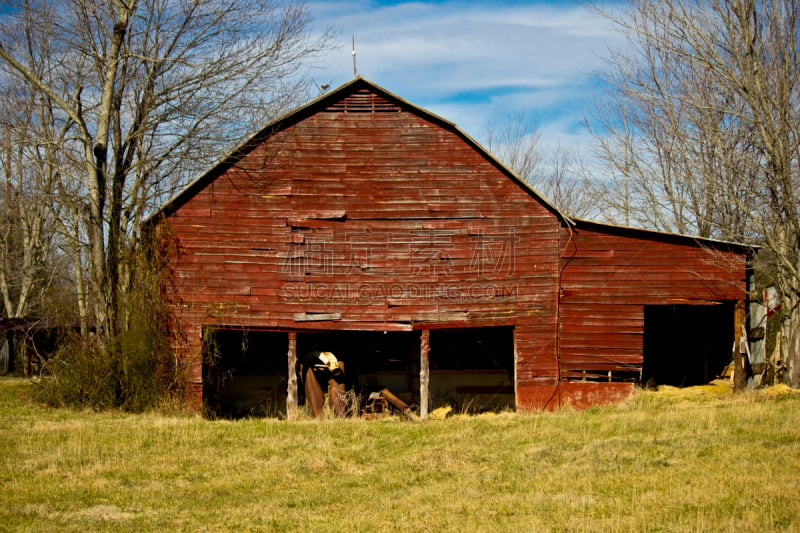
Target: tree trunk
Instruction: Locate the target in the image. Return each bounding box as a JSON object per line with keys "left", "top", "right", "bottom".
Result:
{"left": 782, "top": 293, "right": 800, "bottom": 387}
{"left": 73, "top": 227, "right": 89, "bottom": 337}
{"left": 90, "top": 4, "right": 135, "bottom": 337}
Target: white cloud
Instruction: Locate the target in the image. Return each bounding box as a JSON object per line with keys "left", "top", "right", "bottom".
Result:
{"left": 307, "top": 1, "right": 622, "bottom": 150}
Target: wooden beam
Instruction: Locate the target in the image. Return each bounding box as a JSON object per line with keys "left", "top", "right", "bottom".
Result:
{"left": 287, "top": 331, "right": 298, "bottom": 419}
{"left": 513, "top": 327, "right": 519, "bottom": 412}
{"left": 420, "top": 329, "right": 430, "bottom": 420}
{"left": 733, "top": 299, "right": 747, "bottom": 392}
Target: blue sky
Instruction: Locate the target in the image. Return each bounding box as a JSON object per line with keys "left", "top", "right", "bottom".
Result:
{"left": 0, "top": 0, "right": 619, "bottom": 158}
{"left": 307, "top": 0, "right": 623, "bottom": 155}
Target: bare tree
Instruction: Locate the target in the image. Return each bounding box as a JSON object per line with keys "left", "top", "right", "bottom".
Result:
{"left": 592, "top": 0, "right": 800, "bottom": 385}
{"left": 485, "top": 113, "right": 598, "bottom": 218}
{"left": 0, "top": 36, "right": 70, "bottom": 322}
{"left": 0, "top": 0, "right": 333, "bottom": 336}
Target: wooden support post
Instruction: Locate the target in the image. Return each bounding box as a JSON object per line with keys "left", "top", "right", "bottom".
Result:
{"left": 513, "top": 328, "right": 519, "bottom": 412}
{"left": 733, "top": 300, "right": 747, "bottom": 392}
{"left": 420, "top": 329, "right": 430, "bottom": 420}
{"left": 1, "top": 332, "right": 12, "bottom": 374}
{"left": 287, "top": 331, "right": 298, "bottom": 419}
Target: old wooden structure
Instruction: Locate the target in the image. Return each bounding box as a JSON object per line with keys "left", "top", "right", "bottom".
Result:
{"left": 147, "top": 78, "right": 751, "bottom": 417}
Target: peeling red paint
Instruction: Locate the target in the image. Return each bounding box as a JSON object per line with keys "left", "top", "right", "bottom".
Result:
{"left": 151, "top": 79, "right": 750, "bottom": 414}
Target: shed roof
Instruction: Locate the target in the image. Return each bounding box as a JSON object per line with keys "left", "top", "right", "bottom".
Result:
{"left": 570, "top": 217, "right": 757, "bottom": 254}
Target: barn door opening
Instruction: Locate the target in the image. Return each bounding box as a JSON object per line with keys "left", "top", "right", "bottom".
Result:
{"left": 296, "top": 330, "right": 420, "bottom": 409}
{"left": 202, "top": 326, "right": 516, "bottom": 418}
{"left": 429, "top": 326, "right": 515, "bottom": 412}
{"left": 297, "top": 327, "right": 515, "bottom": 414}
{"left": 642, "top": 304, "right": 734, "bottom": 387}
{"left": 203, "top": 328, "right": 288, "bottom": 419}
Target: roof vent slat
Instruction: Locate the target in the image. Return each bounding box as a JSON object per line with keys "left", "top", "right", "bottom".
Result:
{"left": 326, "top": 90, "right": 400, "bottom": 113}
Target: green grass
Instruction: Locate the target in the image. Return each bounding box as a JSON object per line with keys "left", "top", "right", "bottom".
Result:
{"left": 1, "top": 377, "right": 799, "bottom": 532}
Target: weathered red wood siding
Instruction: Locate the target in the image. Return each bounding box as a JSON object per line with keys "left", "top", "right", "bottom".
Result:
{"left": 157, "top": 84, "right": 561, "bottom": 409}
{"left": 153, "top": 80, "right": 751, "bottom": 412}
{"left": 557, "top": 221, "right": 748, "bottom": 406}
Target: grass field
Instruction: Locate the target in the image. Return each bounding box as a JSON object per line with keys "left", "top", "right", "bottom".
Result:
{"left": 1, "top": 378, "right": 799, "bottom": 532}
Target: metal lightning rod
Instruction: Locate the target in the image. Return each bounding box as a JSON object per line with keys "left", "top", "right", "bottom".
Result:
{"left": 352, "top": 34, "right": 358, "bottom": 77}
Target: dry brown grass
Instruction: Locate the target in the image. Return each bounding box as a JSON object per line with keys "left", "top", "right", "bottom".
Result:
{"left": 1, "top": 377, "right": 799, "bottom": 532}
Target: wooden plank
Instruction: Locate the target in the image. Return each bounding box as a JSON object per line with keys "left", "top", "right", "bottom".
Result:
{"left": 558, "top": 382, "right": 635, "bottom": 409}
{"left": 293, "top": 312, "right": 342, "bottom": 322}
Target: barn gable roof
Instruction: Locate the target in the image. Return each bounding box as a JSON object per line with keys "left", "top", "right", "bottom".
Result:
{"left": 144, "top": 77, "right": 754, "bottom": 257}
{"left": 145, "top": 76, "right": 572, "bottom": 225}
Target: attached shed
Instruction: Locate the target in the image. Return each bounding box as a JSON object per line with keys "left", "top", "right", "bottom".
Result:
{"left": 556, "top": 219, "right": 749, "bottom": 407}
{"left": 147, "top": 78, "right": 751, "bottom": 417}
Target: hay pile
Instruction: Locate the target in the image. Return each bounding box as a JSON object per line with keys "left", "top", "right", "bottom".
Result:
{"left": 428, "top": 406, "right": 452, "bottom": 420}
{"left": 655, "top": 380, "right": 798, "bottom": 398}
{"left": 758, "top": 383, "right": 799, "bottom": 396}
{"left": 656, "top": 380, "right": 732, "bottom": 396}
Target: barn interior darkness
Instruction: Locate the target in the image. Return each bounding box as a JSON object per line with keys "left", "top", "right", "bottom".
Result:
{"left": 642, "top": 303, "right": 734, "bottom": 387}
{"left": 202, "top": 326, "right": 515, "bottom": 418}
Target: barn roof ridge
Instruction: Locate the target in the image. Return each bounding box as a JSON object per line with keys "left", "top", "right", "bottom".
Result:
{"left": 143, "top": 78, "right": 756, "bottom": 255}
{"left": 144, "top": 76, "right": 573, "bottom": 225}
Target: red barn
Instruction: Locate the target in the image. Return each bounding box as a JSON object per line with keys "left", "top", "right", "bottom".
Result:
{"left": 147, "top": 78, "right": 750, "bottom": 417}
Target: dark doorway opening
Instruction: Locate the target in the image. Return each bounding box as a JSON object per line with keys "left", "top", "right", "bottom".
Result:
{"left": 203, "top": 329, "right": 288, "bottom": 418}
{"left": 642, "top": 304, "right": 734, "bottom": 387}
{"left": 296, "top": 326, "right": 515, "bottom": 413}
{"left": 202, "top": 325, "right": 516, "bottom": 418}
{"left": 429, "top": 326, "right": 515, "bottom": 412}
{"left": 297, "top": 330, "right": 420, "bottom": 408}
